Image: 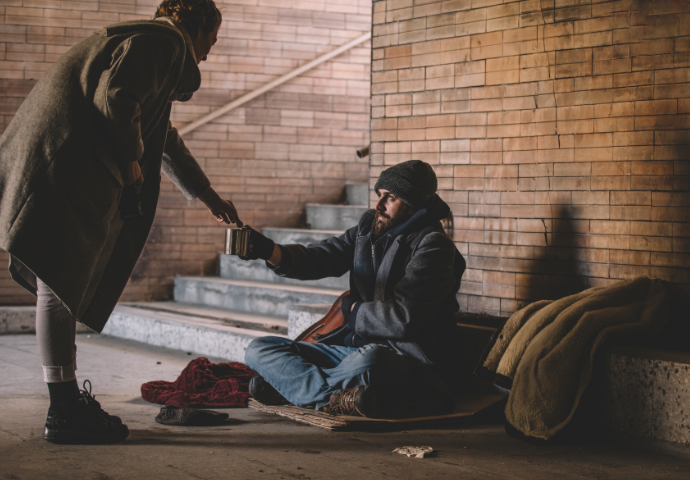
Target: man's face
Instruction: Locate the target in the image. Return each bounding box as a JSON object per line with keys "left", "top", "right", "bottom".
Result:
{"left": 372, "top": 189, "right": 416, "bottom": 240}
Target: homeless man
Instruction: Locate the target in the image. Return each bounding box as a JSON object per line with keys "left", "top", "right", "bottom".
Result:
{"left": 242, "top": 160, "right": 467, "bottom": 418}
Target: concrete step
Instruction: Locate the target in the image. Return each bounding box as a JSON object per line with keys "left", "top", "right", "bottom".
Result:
{"left": 103, "top": 303, "right": 287, "bottom": 362}
{"left": 1, "top": 306, "right": 40, "bottom": 334}
{"left": 306, "top": 204, "right": 368, "bottom": 231}
{"left": 288, "top": 304, "right": 330, "bottom": 340}
{"left": 119, "top": 302, "right": 287, "bottom": 335}
{"left": 605, "top": 346, "right": 690, "bottom": 450}
{"left": 345, "top": 183, "right": 369, "bottom": 206}
{"left": 262, "top": 227, "right": 343, "bottom": 246}
{"left": 174, "top": 277, "right": 345, "bottom": 318}
{"left": 0, "top": 306, "right": 91, "bottom": 334}
{"left": 220, "top": 255, "right": 349, "bottom": 289}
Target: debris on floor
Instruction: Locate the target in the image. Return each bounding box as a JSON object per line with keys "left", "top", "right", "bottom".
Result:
{"left": 393, "top": 446, "right": 433, "bottom": 458}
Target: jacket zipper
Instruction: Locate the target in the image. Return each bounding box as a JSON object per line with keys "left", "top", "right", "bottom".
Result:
{"left": 371, "top": 242, "right": 376, "bottom": 271}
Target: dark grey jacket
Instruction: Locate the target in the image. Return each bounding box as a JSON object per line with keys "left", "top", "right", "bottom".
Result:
{"left": 274, "top": 206, "right": 466, "bottom": 366}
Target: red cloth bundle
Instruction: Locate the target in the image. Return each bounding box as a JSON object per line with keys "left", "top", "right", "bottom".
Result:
{"left": 141, "top": 357, "right": 255, "bottom": 408}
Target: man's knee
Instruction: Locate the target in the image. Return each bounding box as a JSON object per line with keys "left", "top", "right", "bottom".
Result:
{"left": 244, "top": 336, "right": 291, "bottom": 369}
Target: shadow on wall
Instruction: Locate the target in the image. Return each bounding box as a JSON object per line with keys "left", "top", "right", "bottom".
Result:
{"left": 506, "top": 0, "right": 690, "bottom": 315}
{"left": 518, "top": 206, "right": 589, "bottom": 309}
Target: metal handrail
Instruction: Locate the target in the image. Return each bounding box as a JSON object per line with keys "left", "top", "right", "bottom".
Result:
{"left": 179, "top": 31, "right": 372, "bottom": 136}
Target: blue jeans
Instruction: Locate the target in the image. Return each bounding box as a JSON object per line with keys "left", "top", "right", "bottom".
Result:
{"left": 245, "top": 336, "right": 452, "bottom": 411}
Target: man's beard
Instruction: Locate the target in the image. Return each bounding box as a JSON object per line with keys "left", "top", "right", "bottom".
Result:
{"left": 371, "top": 208, "right": 412, "bottom": 242}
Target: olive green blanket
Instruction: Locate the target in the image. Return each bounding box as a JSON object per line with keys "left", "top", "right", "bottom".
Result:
{"left": 481, "top": 276, "right": 669, "bottom": 441}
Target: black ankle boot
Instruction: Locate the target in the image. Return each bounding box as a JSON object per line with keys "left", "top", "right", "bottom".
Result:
{"left": 248, "top": 375, "right": 289, "bottom": 405}
{"left": 44, "top": 380, "right": 128, "bottom": 444}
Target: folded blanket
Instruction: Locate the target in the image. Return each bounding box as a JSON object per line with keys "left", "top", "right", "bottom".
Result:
{"left": 481, "top": 276, "right": 669, "bottom": 441}
{"left": 142, "top": 357, "right": 255, "bottom": 408}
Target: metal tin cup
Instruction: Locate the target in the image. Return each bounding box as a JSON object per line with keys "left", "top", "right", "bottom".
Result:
{"left": 225, "top": 227, "right": 251, "bottom": 256}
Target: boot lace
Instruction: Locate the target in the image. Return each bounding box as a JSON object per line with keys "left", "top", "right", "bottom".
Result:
{"left": 79, "top": 380, "right": 112, "bottom": 420}
{"left": 324, "top": 388, "right": 362, "bottom": 416}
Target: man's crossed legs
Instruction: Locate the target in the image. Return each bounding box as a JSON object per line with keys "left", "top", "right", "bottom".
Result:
{"left": 245, "top": 337, "right": 455, "bottom": 418}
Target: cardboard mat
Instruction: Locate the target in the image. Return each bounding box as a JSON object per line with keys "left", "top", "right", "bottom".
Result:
{"left": 248, "top": 392, "right": 507, "bottom": 431}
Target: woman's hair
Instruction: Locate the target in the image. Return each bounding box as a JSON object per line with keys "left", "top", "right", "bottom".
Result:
{"left": 154, "top": 0, "right": 222, "bottom": 39}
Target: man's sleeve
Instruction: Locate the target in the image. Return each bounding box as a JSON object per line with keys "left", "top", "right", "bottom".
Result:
{"left": 350, "top": 232, "right": 458, "bottom": 341}
{"left": 271, "top": 225, "right": 359, "bottom": 281}
{"left": 93, "top": 33, "right": 180, "bottom": 167}
{"left": 162, "top": 123, "right": 211, "bottom": 200}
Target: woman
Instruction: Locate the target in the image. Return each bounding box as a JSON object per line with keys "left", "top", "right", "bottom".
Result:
{"left": 0, "top": 0, "right": 238, "bottom": 444}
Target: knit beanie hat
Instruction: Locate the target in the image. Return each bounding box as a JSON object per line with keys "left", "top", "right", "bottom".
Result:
{"left": 374, "top": 160, "right": 437, "bottom": 209}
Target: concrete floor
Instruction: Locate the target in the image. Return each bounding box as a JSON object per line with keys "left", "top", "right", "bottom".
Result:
{"left": 1, "top": 334, "right": 689, "bottom": 480}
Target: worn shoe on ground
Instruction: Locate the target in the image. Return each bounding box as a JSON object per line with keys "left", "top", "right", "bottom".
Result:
{"left": 323, "top": 385, "right": 380, "bottom": 418}
{"left": 155, "top": 407, "right": 229, "bottom": 426}
{"left": 44, "top": 380, "right": 129, "bottom": 444}
{"left": 248, "top": 375, "right": 289, "bottom": 405}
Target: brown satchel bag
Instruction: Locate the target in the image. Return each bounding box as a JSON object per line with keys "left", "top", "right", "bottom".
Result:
{"left": 294, "top": 290, "right": 350, "bottom": 343}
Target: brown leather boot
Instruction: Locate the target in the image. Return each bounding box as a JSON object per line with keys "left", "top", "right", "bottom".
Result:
{"left": 323, "top": 385, "right": 380, "bottom": 418}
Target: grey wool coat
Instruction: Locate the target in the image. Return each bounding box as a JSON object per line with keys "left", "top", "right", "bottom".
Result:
{"left": 272, "top": 208, "right": 466, "bottom": 367}
{"left": 0, "top": 18, "right": 211, "bottom": 332}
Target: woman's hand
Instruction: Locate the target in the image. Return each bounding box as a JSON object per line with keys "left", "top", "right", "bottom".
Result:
{"left": 197, "top": 187, "right": 243, "bottom": 226}
{"left": 124, "top": 161, "right": 144, "bottom": 186}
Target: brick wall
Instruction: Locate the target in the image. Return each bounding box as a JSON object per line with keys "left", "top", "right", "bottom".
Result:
{"left": 371, "top": 0, "right": 690, "bottom": 315}
{"left": 0, "top": 0, "right": 371, "bottom": 305}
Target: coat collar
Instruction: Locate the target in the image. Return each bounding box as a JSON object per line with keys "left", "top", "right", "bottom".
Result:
{"left": 100, "top": 18, "right": 201, "bottom": 101}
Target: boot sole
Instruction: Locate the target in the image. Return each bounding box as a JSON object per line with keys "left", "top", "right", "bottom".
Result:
{"left": 43, "top": 427, "right": 129, "bottom": 445}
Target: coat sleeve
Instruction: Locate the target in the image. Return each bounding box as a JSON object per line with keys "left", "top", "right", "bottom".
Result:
{"left": 162, "top": 123, "right": 211, "bottom": 200}
{"left": 351, "top": 232, "right": 458, "bottom": 341}
{"left": 272, "top": 226, "right": 359, "bottom": 281}
{"left": 94, "top": 32, "right": 181, "bottom": 166}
